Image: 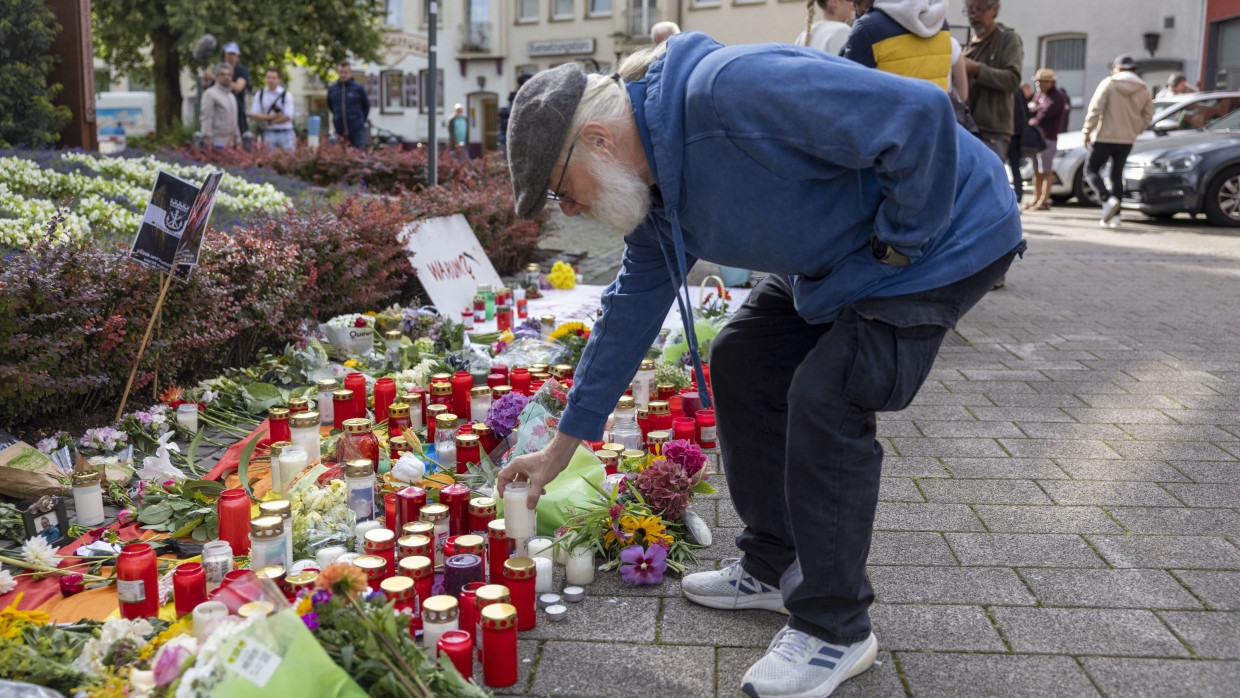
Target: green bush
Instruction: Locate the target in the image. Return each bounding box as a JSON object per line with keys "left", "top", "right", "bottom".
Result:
{"left": 0, "top": 0, "right": 71, "bottom": 147}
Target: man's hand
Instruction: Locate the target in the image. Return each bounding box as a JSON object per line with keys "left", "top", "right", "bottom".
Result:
{"left": 1083, "top": 135, "right": 1092, "bottom": 148}
{"left": 496, "top": 431, "right": 581, "bottom": 509}
{"left": 963, "top": 57, "right": 980, "bottom": 77}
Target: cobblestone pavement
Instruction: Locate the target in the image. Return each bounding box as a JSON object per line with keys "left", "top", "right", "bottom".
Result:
{"left": 509, "top": 204, "right": 1240, "bottom": 696}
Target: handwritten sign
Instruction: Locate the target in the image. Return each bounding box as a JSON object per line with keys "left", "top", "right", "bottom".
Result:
{"left": 405, "top": 214, "right": 503, "bottom": 316}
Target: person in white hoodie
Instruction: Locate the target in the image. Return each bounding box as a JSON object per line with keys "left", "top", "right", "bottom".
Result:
{"left": 1082, "top": 54, "right": 1155, "bottom": 227}
{"left": 795, "top": 0, "right": 854, "bottom": 55}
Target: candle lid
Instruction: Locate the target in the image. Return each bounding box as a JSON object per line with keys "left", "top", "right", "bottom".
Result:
{"left": 237, "top": 601, "right": 275, "bottom": 618}
{"left": 540, "top": 314, "right": 556, "bottom": 324}
{"left": 250, "top": 515, "right": 284, "bottom": 538}
{"left": 435, "top": 413, "right": 459, "bottom": 429}
{"left": 526, "top": 263, "right": 541, "bottom": 272}
{"left": 288, "top": 397, "right": 310, "bottom": 410}
{"left": 647, "top": 430, "right": 671, "bottom": 444}
{"left": 456, "top": 434, "right": 480, "bottom": 448}
{"left": 258, "top": 499, "right": 292, "bottom": 520}
{"left": 431, "top": 372, "right": 453, "bottom": 382}
{"left": 472, "top": 422, "right": 493, "bottom": 436}
{"left": 389, "top": 402, "right": 411, "bottom": 418}
{"left": 404, "top": 521, "right": 435, "bottom": 537}
{"left": 594, "top": 450, "right": 619, "bottom": 464}
{"left": 469, "top": 386, "right": 491, "bottom": 397}
{"left": 269, "top": 406, "right": 290, "bottom": 421}
{"left": 503, "top": 556, "right": 537, "bottom": 580}
{"left": 480, "top": 602, "right": 517, "bottom": 629}
{"left": 469, "top": 497, "right": 497, "bottom": 515}
{"left": 616, "top": 396, "right": 636, "bottom": 411}
{"left": 256, "top": 565, "right": 285, "bottom": 581}
{"left": 317, "top": 378, "right": 340, "bottom": 391}
{"left": 601, "top": 443, "right": 625, "bottom": 454}
{"left": 268, "top": 441, "right": 293, "bottom": 460}
{"left": 423, "top": 595, "right": 459, "bottom": 622}
{"left": 364, "top": 528, "right": 396, "bottom": 546}
{"left": 398, "top": 533, "right": 431, "bottom": 550}
{"left": 622, "top": 449, "right": 646, "bottom": 460}
{"left": 352, "top": 555, "right": 387, "bottom": 575}
{"left": 287, "top": 570, "right": 318, "bottom": 588}
{"left": 492, "top": 385, "right": 513, "bottom": 397}
{"left": 487, "top": 519, "right": 507, "bottom": 538}
{"left": 72, "top": 469, "right": 102, "bottom": 487}
{"left": 427, "top": 404, "right": 449, "bottom": 419}
{"left": 496, "top": 304, "right": 511, "bottom": 312}
{"left": 446, "top": 553, "right": 482, "bottom": 570}
{"left": 531, "top": 372, "right": 552, "bottom": 381}
{"left": 454, "top": 535, "right": 485, "bottom": 554}
{"left": 636, "top": 408, "right": 649, "bottom": 419}
{"left": 332, "top": 388, "right": 355, "bottom": 400}
{"left": 384, "top": 329, "right": 403, "bottom": 340}
{"left": 398, "top": 555, "right": 433, "bottom": 579}
{"left": 343, "top": 418, "right": 373, "bottom": 435}
{"left": 380, "top": 575, "right": 414, "bottom": 596}
{"left": 420, "top": 503, "right": 449, "bottom": 522}
{"left": 290, "top": 412, "right": 321, "bottom": 428}
{"left": 476, "top": 584, "right": 511, "bottom": 604}
{"left": 552, "top": 364, "right": 573, "bottom": 376}
{"left": 530, "top": 363, "right": 549, "bottom": 373}
{"left": 648, "top": 400, "right": 670, "bottom": 415}
{"left": 344, "top": 459, "right": 375, "bottom": 478}
{"left": 431, "top": 382, "right": 453, "bottom": 396}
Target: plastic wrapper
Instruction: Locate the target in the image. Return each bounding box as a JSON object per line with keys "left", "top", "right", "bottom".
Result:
{"left": 204, "top": 609, "right": 365, "bottom": 697}
{"left": 494, "top": 337, "right": 571, "bottom": 369}
{"left": 0, "top": 681, "right": 67, "bottom": 698}
{"left": 291, "top": 480, "right": 358, "bottom": 560}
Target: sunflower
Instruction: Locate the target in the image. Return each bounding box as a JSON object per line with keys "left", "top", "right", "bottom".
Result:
{"left": 620, "top": 513, "right": 674, "bottom": 549}
{"left": 548, "top": 321, "right": 588, "bottom": 342}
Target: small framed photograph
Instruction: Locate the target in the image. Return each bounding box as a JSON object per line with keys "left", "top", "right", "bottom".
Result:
{"left": 21, "top": 495, "right": 69, "bottom": 547}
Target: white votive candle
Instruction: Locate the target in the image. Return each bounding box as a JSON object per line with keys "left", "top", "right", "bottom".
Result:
{"left": 534, "top": 557, "right": 554, "bottom": 593}
{"left": 502, "top": 481, "right": 536, "bottom": 539}
{"left": 526, "top": 536, "right": 554, "bottom": 560}
{"left": 316, "top": 546, "right": 347, "bottom": 569}
{"left": 192, "top": 601, "right": 229, "bottom": 643}
{"left": 565, "top": 546, "right": 595, "bottom": 585}
{"left": 355, "top": 521, "right": 383, "bottom": 553}
{"left": 276, "top": 445, "right": 308, "bottom": 496}
{"left": 176, "top": 404, "right": 199, "bottom": 433}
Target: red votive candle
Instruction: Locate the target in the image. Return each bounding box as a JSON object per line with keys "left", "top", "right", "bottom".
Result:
{"left": 399, "top": 555, "right": 433, "bottom": 639}
{"left": 403, "top": 386, "right": 428, "bottom": 425}
{"left": 364, "top": 528, "right": 397, "bottom": 579}
{"left": 399, "top": 534, "right": 432, "bottom": 561}
{"left": 673, "top": 416, "right": 697, "bottom": 443}
{"left": 502, "top": 557, "right": 537, "bottom": 631}
{"left": 117, "top": 543, "right": 159, "bottom": 619}
{"left": 487, "top": 373, "right": 507, "bottom": 389}
{"left": 451, "top": 371, "right": 474, "bottom": 421}
{"left": 468, "top": 498, "right": 496, "bottom": 537}
{"left": 456, "top": 434, "right": 481, "bottom": 475}
{"left": 333, "top": 389, "right": 356, "bottom": 429}
{"left": 459, "top": 581, "right": 486, "bottom": 644}
{"left": 439, "top": 483, "right": 471, "bottom": 536}
{"left": 487, "top": 520, "right": 511, "bottom": 583}
{"left": 385, "top": 493, "right": 398, "bottom": 529}
{"left": 510, "top": 368, "right": 531, "bottom": 396}
{"left": 373, "top": 377, "right": 397, "bottom": 426}
{"left": 481, "top": 603, "right": 519, "bottom": 687}
{"left": 345, "top": 372, "right": 368, "bottom": 419}
{"left": 438, "top": 629, "right": 474, "bottom": 681}
{"left": 395, "top": 486, "right": 428, "bottom": 533}
{"left": 267, "top": 407, "right": 291, "bottom": 444}
{"left": 217, "top": 488, "right": 251, "bottom": 555}
{"left": 172, "top": 562, "right": 207, "bottom": 617}
{"left": 680, "top": 390, "right": 701, "bottom": 419}
{"left": 695, "top": 408, "right": 717, "bottom": 448}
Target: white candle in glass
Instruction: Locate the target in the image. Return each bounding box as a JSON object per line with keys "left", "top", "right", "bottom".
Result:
{"left": 316, "top": 545, "right": 347, "bottom": 569}
{"left": 526, "top": 536, "right": 554, "bottom": 560}
{"left": 355, "top": 520, "right": 383, "bottom": 554}
{"left": 565, "top": 546, "right": 595, "bottom": 585}
{"left": 502, "top": 482, "right": 535, "bottom": 539}
{"left": 176, "top": 404, "right": 199, "bottom": 432}
{"left": 276, "top": 445, "right": 307, "bottom": 496}
{"left": 534, "top": 557, "right": 554, "bottom": 593}
{"left": 470, "top": 392, "right": 492, "bottom": 423}
{"left": 192, "top": 601, "right": 229, "bottom": 643}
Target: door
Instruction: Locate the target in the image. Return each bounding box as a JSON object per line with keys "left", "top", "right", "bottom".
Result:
{"left": 467, "top": 91, "right": 499, "bottom": 154}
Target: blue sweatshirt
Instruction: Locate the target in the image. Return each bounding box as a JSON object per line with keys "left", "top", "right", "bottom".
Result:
{"left": 557, "top": 33, "right": 1023, "bottom": 441}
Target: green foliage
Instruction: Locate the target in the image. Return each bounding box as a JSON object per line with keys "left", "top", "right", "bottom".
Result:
{"left": 0, "top": 0, "right": 72, "bottom": 147}
{"left": 133, "top": 478, "right": 224, "bottom": 541}
{"left": 0, "top": 624, "right": 96, "bottom": 694}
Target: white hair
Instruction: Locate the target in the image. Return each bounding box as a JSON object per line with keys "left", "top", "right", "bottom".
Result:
{"left": 554, "top": 42, "right": 669, "bottom": 163}
{"left": 651, "top": 21, "right": 681, "bottom": 45}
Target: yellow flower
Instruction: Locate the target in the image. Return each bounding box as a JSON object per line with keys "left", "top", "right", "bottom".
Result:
{"left": 0, "top": 594, "right": 49, "bottom": 640}
{"left": 620, "top": 514, "right": 674, "bottom": 548}
{"left": 296, "top": 595, "right": 313, "bottom": 616}
{"left": 497, "top": 329, "right": 515, "bottom": 344}
{"left": 364, "top": 311, "right": 378, "bottom": 317}
{"left": 548, "top": 321, "right": 587, "bottom": 342}
{"left": 547, "top": 261, "right": 577, "bottom": 290}
{"left": 343, "top": 358, "right": 362, "bottom": 369}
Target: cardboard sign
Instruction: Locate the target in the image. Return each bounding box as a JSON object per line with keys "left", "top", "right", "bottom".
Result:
{"left": 404, "top": 214, "right": 503, "bottom": 315}
{"left": 128, "top": 170, "right": 222, "bottom": 280}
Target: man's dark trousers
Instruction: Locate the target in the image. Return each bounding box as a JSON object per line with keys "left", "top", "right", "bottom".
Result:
{"left": 709, "top": 243, "right": 1023, "bottom": 645}
{"left": 1086, "top": 142, "right": 1133, "bottom": 202}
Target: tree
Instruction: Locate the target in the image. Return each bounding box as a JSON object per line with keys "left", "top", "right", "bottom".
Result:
{"left": 0, "top": 0, "right": 72, "bottom": 147}
{"left": 92, "top": 0, "right": 387, "bottom": 136}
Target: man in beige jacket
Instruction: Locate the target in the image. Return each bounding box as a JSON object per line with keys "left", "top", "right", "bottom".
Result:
{"left": 201, "top": 63, "right": 240, "bottom": 147}
{"left": 1082, "top": 54, "right": 1154, "bottom": 227}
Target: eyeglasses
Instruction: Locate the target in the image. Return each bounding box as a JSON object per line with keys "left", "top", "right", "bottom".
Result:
{"left": 545, "top": 138, "right": 577, "bottom": 205}
{"left": 963, "top": 3, "right": 996, "bottom": 16}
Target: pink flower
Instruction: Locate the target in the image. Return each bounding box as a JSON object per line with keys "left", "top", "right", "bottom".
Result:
{"left": 163, "top": 479, "right": 175, "bottom": 488}
{"left": 662, "top": 440, "right": 706, "bottom": 478}
{"left": 353, "top": 317, "right": 368, "bottom": 327}
{"left": 619, "top": 544, "right": 667, "bottom": 586}
{"left": 117, "top": 508, "right": 135, "bottom": 524}
{"left": 59, "top": 573, "right": 85, "bottom": 596}
{"left": 153, "top": 643, "right": 192, "bottom": 686}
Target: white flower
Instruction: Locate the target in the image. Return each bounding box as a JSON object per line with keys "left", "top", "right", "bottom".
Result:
{"left": 35, "top": 436, "right": 60, "bottom": 454}
{"left": 74, "top": 616, "right": 157, "bottom": 674}
{"left": 201, "top": 389, "right": 219, "bottom": 404}
{"left": 0, "top": 569, "right": 15, "bottom": 595}
{"left": 20, "top": 536, "right": 57, "bottom": 568}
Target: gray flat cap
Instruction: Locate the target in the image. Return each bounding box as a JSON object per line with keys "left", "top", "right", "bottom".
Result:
{"left": 507, "top": 63, "right": 588, "bottom": 220}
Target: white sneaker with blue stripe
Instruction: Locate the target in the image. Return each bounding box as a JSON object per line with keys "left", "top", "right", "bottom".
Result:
{"left": 741, "top": 626, "right": 878, "bottom": 698}
{"left": 681, "top": 558, "right": 788, "bottom": 613}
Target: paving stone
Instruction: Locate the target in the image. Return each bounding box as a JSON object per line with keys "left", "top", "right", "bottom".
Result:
{"left": 868, "top": 532, "right": 958, "bottom": 566}
{"left": 879, "top": 477, "right": 924, "bottom": 503}
{"left": 869, "top": 566, "right": 1035, "bottom": 606}
{"left": 889, "top": 438, "right": 1008, "bottom": 458}
{"left": 1158, "top": 611, "right": 1240, "bottom": 659}
{"left": 1109, "top": 507, "right": 1240, "bottom": 536}
{"left": 1172, "top": 571, "right": 1240, "bottom": 610}
{"left": 898, "top": 653, "right": 1099, "bottom": 698}
{"left": 659, "top": 597, "right": 787, "bottom": 648}
{"left": 1053, "top": 459, "right": 1191, "bottom": 482}
{"left": 869, "top": 604, "right": 1005, "bottom": 651}
{"left": 940, "top": 457, "right": 1068, "bottom": 479}
{"left": 967, "top": 406, "right": 1077, "bottom": 422}
{"left": 1064, "top": 408, "right": 1178, "bottom": 424}
{"left": 1038, "top": 480, "right": 1183, "bottom": 506}
{"left": 531, "top": 641, "right": 715, "bottom": 697}
{"left": 1081, "top": 658, "right": 1240, "bottom": 698}
{"left": 1160, "top": 409, "right": 1240, "bottom": 425}
{"left": 1013, "top": 422, "right": 1132, "bottom": 440}
{"left": 958, "top": 369, "right": 1049, "bottom": 381}
{"left": 1122, "top": 381, "right": 1222, "bottom": 395}
{"left": 699, "top": 527, "right": 742, "bottom": 561}
{"left": 1161, "top": 483, "right": 1240, "bottom": 507}
{"left": 875, "top": 419, "right": 923, "bottom": 438}
{"left": 881, "top": 456, "right": 951, "bottom": 478}
{"left": 905, "top": 392, "right": 997, "bottom": 407}
{"left": 974, "top": 505, "right": 1123, "bottom": 534}
{"left": 918, "top": 479, "right": 1052, "bottom": 505}
{"left": 716, "top": 501, "right": 743, "bottom": 529}
{"left": 715, "top": 648, "right": 905, "bottom": 698}
{"left": 1105, "top": 440, "right": 1238, "bottom": 461}
{"left": 945, "top": 533, "right": 1105, "bottom": 567}
{"left": 983, "top": 393, "right": 1086, "bottom": 407}
{"left": 998, "top": 438, "right": 1121, "bottom": 459}
{"left": 1086, "top": 535, "right": 1240, "bottom": 570}
{"left": 991, "top": 607, "right": 1189, "bottom": 656}
{"left": 523, "top": 596, "right": 660, "bottom": 642}
{"left": 1081, "top": 394, "right": 1184, "bottom": 408}
{"left": 1030, "top": 380, "right": 1131, "bottom": 395}
{"left": 914, "top": 421, "right": 1025, "bottom": 438}
{"left": 1119, "top": 424, "right": 1240, "bottom": 441}
{"left": 941, "top": 380, "right": 1037, "bottom": 394}
{"left": 586, "top": 559, "right": 713, "bottom": 599}
{"left": 873, "top": 503, "right": 985, "bottom": 532}
{"left": 1166, "top": 461, "right": 1240, "bottom": 483}
{"left": 1018, "top": 568, "right": 1202, "bottom": 609}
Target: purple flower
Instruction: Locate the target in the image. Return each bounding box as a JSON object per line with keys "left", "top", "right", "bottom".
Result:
{"left": 302, "top": 612, "right": 319, "bottom": 630}
{"left": 153, "top": 644, "right": 192, "bottom": 685}
{"left": 485, "top": 392, "right": 529, "bottom": 439}
{"left": 619, "top": 544, "right": 667, "bottom": 586}
{"left": 365, "top": 589, "right": 386, "bottom": 603}
{"left": 662, "top": 440, "right": 706, "bottom": 478}
{"left": 312, "top": 589, "right": 332, "bottom": 605}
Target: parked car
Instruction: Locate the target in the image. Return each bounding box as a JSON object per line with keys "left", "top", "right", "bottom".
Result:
{"left": 95, "top": 91, "right": 156, "bottom": 153}
{"left": 1021, "top": 90, "right": 1240, "bottom": 205}
{"left": 1122, "top": 109, "right": 1240, "bottom": 227}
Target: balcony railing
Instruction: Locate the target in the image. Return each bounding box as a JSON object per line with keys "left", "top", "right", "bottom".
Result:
{"left": 624, "top": 8, "right": 661, "bottom": 41}
{"left": 459, "top": 22, "right": 492, "bottom": 53}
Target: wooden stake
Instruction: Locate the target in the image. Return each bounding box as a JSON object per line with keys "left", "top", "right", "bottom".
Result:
{"left": 116, "top": 271, "right": 174, "bottom": 422}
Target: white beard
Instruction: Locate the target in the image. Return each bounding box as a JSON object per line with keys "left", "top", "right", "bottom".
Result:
{"left": 582, "top": 152, "right": 652, "bottom": 234}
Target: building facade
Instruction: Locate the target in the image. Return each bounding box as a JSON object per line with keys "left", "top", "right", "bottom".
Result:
{"left": 1204, "top": 0, "right": 1240, "bottom": 90}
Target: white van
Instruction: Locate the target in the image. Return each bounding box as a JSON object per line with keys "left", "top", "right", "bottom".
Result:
{"left": 95, "top": 91, "right": 156, "bottom": 153}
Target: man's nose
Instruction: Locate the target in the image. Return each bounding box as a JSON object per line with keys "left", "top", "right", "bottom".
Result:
{"left": 559, "top": 201, "right": 582, "bottom": 217}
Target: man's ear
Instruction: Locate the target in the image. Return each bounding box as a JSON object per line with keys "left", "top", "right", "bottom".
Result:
{"left": 579, "top": 122, "right": 615, "bottom": 156}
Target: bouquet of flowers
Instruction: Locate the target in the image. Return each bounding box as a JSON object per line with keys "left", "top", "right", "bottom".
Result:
{"left": 548, "top": 321, "right": 591, "bottom": 368}
{"left": 290, "top": 479, "right": 357, "bottom": 560}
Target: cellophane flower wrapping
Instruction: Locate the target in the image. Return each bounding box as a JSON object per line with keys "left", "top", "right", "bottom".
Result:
{"left": 291, "top": 480, "right": 357, "bottom": 560}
